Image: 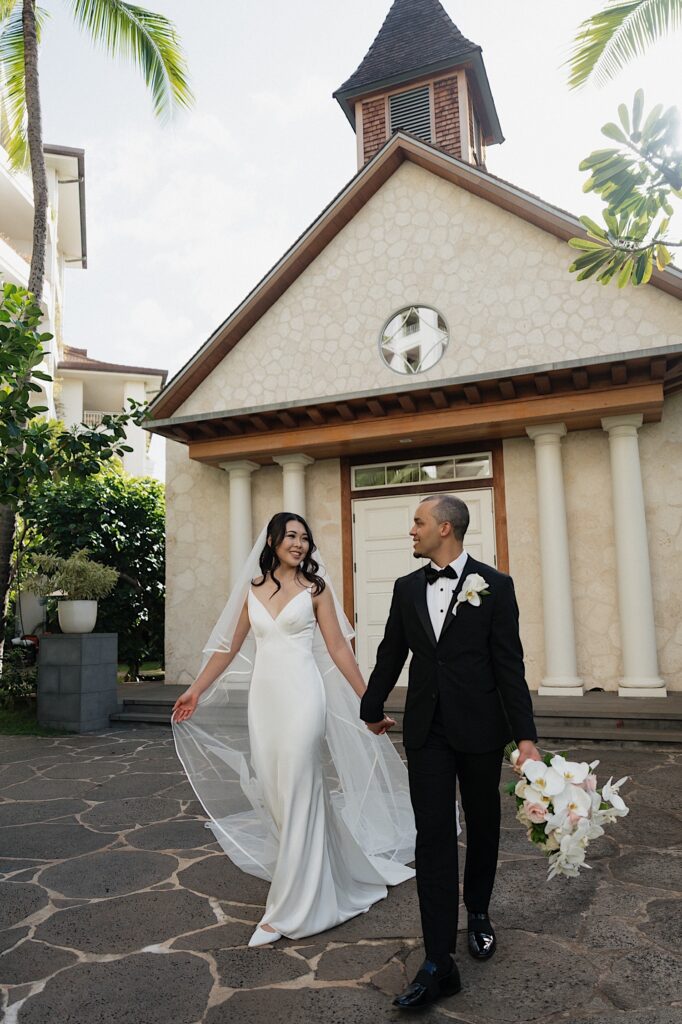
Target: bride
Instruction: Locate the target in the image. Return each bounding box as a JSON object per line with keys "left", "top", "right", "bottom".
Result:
{"left": 171, "top": 512, "right": 416, "bottom": 947}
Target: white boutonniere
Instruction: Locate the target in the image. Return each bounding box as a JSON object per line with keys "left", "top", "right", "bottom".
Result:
{"left": 453, "top": 573, "right": 490, "bottom": 615}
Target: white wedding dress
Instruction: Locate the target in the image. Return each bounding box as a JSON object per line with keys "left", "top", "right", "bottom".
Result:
{"left": 247, "top": 586, "right": 413, "bottom": 938}
{"left": 173, "top": 526, "right": 417, "bottom": 943}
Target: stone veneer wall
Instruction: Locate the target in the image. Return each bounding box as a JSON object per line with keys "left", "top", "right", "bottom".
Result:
{"left": 165, "top": 446, "right": 342, "bottom": 685}
{"left": 175, "top": 162, "right": 682, "bottom": 421}
{"left": 165, "top": 439, "right": 230, "bottom": 687}
{"left": 504, "top": 394, "right": 682, "bottom": 693}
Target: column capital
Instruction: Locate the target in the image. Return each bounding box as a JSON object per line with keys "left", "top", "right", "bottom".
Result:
{"left": 272, "top": 453, "right": 315, "bottom": 467}
{"left": 526, "top": 422, "right": 567, "bottom": 443}
{"left": 219, "top": 460, "right": 260, "bottom": 477}
{"left": 601, "top": 413, "right": 643, "bottom": 436}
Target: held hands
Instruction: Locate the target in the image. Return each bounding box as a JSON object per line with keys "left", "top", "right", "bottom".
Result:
{"left": 365, "top": 716, "right": 397, "bottom": 736}
{"left": 171, "top": 689, "right": 199, "bottom": 723}
{"left": 516, "top": 739, "right": 542, "bottom": 767}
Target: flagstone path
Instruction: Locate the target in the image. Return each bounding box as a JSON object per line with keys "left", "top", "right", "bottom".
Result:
{"left": 0, "top": 727, "right": 680, "bottom": 1024}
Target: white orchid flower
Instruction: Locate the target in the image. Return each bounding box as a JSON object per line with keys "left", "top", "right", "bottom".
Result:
{"left": 453, "top": 574, "right": 489, "bottom": 615}
{"left": 550, "top": 754, "right": 590, "bottom": 785}
{"left": 552, "top": 783, "right": 592, "bottom": 819}
{"left": 547, "top": 828, "right": 592, "bottom": 879}
{"left": 522, "top": 760, "right": 566, "bottom": 797}
{"left": 602, "top": 776, "right": 629, "bottom": 812}
{"left": 545, "top": 808, "right": 572, "bottom": 834}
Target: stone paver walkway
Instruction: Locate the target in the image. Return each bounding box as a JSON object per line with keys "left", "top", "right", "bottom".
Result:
{"left": 0, "top": 727, "right": 680, "bottom": 1024}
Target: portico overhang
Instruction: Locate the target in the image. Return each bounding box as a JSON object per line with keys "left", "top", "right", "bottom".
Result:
{"left": 146, "top": 346, "right": 682, "bottom": 466}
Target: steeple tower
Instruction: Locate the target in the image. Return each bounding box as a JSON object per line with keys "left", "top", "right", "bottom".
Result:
{"left": 334, "top": 0, "right": 503, "bottom": 169}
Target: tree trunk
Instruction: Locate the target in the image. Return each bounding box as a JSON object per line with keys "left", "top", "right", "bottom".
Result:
{"left": 0, "top": 507, "right": 17, "bottom": 663}
{"left": 23, "top": 0, "right": 48, "bottom": 301}
{"left": 1, "top": 2, "right": 47, "bottom": 664}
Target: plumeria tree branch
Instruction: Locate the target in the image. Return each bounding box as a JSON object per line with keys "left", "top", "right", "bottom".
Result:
{"left": 569, "top": 90, "right": 681, "bottom": 286}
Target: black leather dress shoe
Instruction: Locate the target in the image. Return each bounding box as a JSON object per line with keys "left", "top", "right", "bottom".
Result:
{"left": 393, "top": 959, "right": 461, "bottom": 1009}
{"left": 467, "top": 912, "right": 496, "bottom": 960}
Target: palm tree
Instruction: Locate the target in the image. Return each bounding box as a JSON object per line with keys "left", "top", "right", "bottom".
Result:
{"left": 0, "top": 1, "right": 192, "bottom": 656}
{"left": 568, "top": 0, "right": 682, "bottom": 89}
{"left": 1, "top": 0, "right": 193, "bottom": 297}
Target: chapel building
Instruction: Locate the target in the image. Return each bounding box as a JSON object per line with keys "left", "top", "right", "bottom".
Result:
{"left": 148, "top": 0, "right": 682, "bottom": 708}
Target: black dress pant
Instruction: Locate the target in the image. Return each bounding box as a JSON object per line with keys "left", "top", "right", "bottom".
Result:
{"left": 405, "top": 703, "right": 503, "bottom": 964}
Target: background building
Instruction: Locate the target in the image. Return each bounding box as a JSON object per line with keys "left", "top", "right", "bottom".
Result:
{"left": 0, "top": 142, "right": 165, "bottom": 477}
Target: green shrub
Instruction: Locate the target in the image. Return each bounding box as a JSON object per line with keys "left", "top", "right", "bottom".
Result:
{"left": 0, "top": 648, "right": 37, "bottom": 710}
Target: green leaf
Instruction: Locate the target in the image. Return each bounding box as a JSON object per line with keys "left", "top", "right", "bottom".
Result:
{"left": 656, "top": 244, "right": 672, "bottom": 269}
{"left": 578, "top": 148, "right": 621, "bottom": 171}
{"left": 568, "top": 237, "right": 608, "bottom": 251}
{"left": 618, "top": 258, "right": 635, "bottom": 287}
{"left": 602, "top": 122, "right": 628, "bottom": 144}
{"left": 618, "top": 102, "right": 631, "bottom": 134}
{"left": 579, "top": 215, "right": 609, "bottom": 240}
{"left": 642, "top": 102, "right": 664, "bottom": 140}
{"left": 632, "top": 88, "right": 645, "bottom": 133}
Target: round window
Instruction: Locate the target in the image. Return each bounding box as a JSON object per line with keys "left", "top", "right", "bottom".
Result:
{"left": 379, "top": 306, "right": 449, "bottom": 375}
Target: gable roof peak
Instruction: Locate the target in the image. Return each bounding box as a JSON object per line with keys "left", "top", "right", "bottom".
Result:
{"left": 334, "top": 0, "right": 478, "bottom": 101}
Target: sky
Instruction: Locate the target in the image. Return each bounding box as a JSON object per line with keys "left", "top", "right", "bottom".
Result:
{"left": 34, "top": 0, "right": 681, "bottom": 473}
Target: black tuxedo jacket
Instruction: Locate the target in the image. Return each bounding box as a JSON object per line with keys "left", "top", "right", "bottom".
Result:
{"left": 360, "top": 555, "right": 537, "bottom": 752}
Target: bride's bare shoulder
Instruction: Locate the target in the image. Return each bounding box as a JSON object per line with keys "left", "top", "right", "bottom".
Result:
{"left": 251, "top": 574, "right": 266, "bottom": 586}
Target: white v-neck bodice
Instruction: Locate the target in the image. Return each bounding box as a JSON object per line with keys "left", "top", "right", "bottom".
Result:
{"left": 248, "top": 586, "right": 316, "bottom": 652}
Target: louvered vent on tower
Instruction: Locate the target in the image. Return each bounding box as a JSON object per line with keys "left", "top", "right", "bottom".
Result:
{"left": 389, "top": 85, "right": 431, "bottom": 141}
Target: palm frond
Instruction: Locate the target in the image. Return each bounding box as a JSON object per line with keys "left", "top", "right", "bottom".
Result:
{"left": 567, "top": 0, "right": 682, "bottom": 89}
{"left": 0, "top": 3, "right": 48, "bottom": 168}
{"left": 1, "top": 5, "right": 28, "bottom": 167}
{"left": 67, "top": 0, "right": 193, "bottom": 121}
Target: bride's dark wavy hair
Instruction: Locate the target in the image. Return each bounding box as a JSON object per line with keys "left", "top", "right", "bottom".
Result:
{"left": 253, "top": 512, "right": 326, "bottom": 596}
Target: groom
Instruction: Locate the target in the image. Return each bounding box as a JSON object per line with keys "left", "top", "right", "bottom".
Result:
{"left": 361, "top": 493, "right": 540, "bottom": 1009}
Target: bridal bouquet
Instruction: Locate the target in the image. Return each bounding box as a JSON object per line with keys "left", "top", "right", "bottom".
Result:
{"left": 504, "top": 744, "right": 629, "bottom": 880}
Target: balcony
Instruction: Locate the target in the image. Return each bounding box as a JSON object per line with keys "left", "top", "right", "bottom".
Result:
{"left": 82, "top": 409, "right": 118, "bottom": 428}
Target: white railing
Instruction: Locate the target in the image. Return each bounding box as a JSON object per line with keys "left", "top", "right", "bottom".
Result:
{"left": 82, "top": 410, "right": 118, "bottom": 428}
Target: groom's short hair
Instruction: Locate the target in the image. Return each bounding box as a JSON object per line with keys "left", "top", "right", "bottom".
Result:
{"left": 422, "top": 493, "right": 470, "bottom": 541}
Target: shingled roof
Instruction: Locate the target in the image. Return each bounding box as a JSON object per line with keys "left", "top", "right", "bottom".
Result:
{"left": 333, "top": 0, "right": 502, "bottom": 144}
{"left": 335, "top": 0, "right": 478, "bottom": 97}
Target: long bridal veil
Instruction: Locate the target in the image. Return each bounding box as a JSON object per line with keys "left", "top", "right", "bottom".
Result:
{"left": 172, "top": 527, "right": 416, "bottom": 883}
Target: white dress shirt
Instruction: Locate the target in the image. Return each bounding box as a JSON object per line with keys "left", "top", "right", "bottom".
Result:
{"left": 425, "top": 549, "right": 469, "bottom": 640}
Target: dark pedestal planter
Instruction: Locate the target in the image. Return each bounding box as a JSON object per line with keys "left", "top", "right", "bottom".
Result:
{"left": 37, "top": 633, "right": 120, "bottom": 732}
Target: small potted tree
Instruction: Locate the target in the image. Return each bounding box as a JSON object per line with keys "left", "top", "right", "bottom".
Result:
{"left": 24, "top": 550, "right": 119, "bottom": 634}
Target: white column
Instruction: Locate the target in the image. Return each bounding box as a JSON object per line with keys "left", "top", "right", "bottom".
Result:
{"left": 601, "top": 414, "right": 666, "bottom": 697}
{"left": 526, "top": 423, "right": 584, "bottom": 696}
{"left": 273, "top": 454, "right": 314, "bottom": 516}
{"left": 220, "top": 460, "right": 260, "bottom": 587}
{"left": 59, "top": 378, "right": 84, "bottom": 428}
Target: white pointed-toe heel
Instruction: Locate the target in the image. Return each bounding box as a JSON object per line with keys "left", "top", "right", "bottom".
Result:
{"left": 248, "top": 924, "right": 282, "bottom": 947}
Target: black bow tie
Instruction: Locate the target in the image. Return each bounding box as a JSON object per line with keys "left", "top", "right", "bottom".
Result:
{"left": 424, "top": 565, "right": 458, "bottom": 585}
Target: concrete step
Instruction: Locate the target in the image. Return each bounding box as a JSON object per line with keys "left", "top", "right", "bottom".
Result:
{"left": 537, "top": 726, "right": 682, "bottom": 744}
{"left": 112, "top": 687, "right": 682, "bottom": 743}
{"left": 110, "top": 711, "right": 173, "bottom": 724}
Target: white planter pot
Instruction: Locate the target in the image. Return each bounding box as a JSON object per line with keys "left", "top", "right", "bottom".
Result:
{"left": 58, "top": 600, "right": 98, "bottom": 634}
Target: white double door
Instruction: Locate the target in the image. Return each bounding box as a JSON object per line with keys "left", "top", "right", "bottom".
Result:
{"left": 352, "top": 489, "right": 496, "bottom": 685}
